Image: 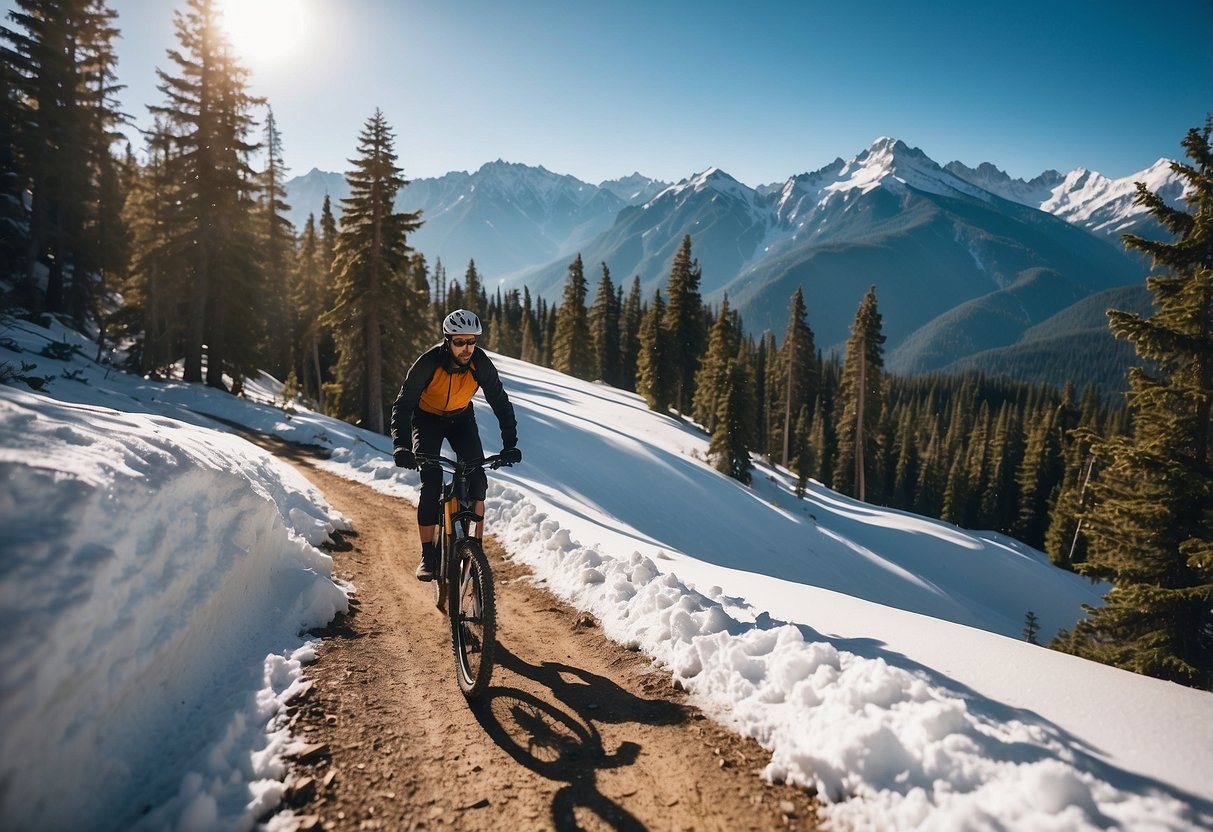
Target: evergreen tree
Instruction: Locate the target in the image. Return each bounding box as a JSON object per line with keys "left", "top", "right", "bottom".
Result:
{"left": 495, "top": 288, "right": 522, "bottom": 358}
{"left": 1014, "top": 403, "right": 1063, "bottom": 549}
{"left": 708, "top": 350, "right": 757, "bottom": 484}
{"left": 588, "top": 263, "right": 620, "bottom": 384}
{"left": 636, "top": 289, "right": 672, "bottom": 412}
{"left": 834, "top": 286, "right": 886, "bottom": 501}
{"left": 981, "top": 402, "right": 1023, "bottom": 533}
{"left": 445, "top": 279, "right": 465, "bottom": 315}
{"left": 1058, "top": 122, "right": 1213, "bottom": 689}
{"left": 2, "top": 0, "right": 124, "bottom": 322}
{"left": 891, "top": 403, "right": 919, "bottom": 507}
{"left": 757, "top": 330, "right": 776, "bottom": 457}
{"left": 773, "top": 288, "right": 817, "bottom": 467}
{"left": 322, "top": 109, "right": 424, "bottom": 432}
{"left": 542, "top": 298, "right": 558, "bottom": 367}
{"left": 150, "top": 0, "right": 263, "bottom": 388}
{"left": 792, "top": 405, "right": 815, "bottom": 498}
{"left": 1024, "top": 611, "right": 1040, "bottom": 645}
{"left": 0, "top": 41, "right": 24, "bottom": 285}
{"left": 618, "top": 275, "right": 642, "bottom": 390}
{"left": 519, "top": 286, "right": 541, "bottom": 365}
{"left": 807, "top": 394, "right": 830, "bottom": 484}
{"left": 320, "top": 192, "right": 337, "bottom": 269}
{"left": 661, "top": 234, "right": 706, "bottom": 415}
{"left": 551, "top": 254, "right": 594, "bottom": 379}
{"left": 294, "top": 214, "right": 331, "bottom": 409}
{"left": 692, "top": 294, "right": 741, "bottom": 434}
{"left": 432, "top": 256, "right": 447, "bottom": 313}
{"left": 257, "top": 106, "right": 296, "bottom": 381}
{"left": 462, "top": 258, "right": 485, "bottom": 313}
{"left": 115, "top": 123, "right": 179, "bottom": 376}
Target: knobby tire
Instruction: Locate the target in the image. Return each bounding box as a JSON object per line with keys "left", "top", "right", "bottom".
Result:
{"left": 449, "top": 539, "right": 496, "bottom": 698}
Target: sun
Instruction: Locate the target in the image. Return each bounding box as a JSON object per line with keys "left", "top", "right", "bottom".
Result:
{"left": 216, "top": 0, "right": 307, "bottom": 65}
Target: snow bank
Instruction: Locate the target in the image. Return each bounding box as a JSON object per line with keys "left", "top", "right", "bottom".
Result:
{"left": 0, "top": 386, "right": 350, "bottom": 831}
{"left": 483, "top": 489, "right": 1213, "bottom": 831}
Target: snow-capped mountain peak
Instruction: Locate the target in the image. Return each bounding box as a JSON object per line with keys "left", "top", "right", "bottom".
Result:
{"left": 643, "top": 166, "right": 757, "bottom": 209}
{"left": 773, "top": 138, "right": 995, "bottom": 214}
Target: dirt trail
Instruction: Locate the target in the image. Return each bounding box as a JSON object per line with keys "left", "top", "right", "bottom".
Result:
{"left": 265, "top": 441, "right": 822, "bottom": 831}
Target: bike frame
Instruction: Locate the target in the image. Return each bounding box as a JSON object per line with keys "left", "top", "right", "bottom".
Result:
{"left": 414, "top": 452, "right": 510, "bottom": 697}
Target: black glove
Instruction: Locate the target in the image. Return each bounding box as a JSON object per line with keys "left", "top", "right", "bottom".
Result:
{"left": 499, "top": 447, "right": 522, "bottom": 465}
{"left": 393, "top": 447, "right": 417, "bottom": 469}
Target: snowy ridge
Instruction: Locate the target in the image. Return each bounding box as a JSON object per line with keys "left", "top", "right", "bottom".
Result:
{"left": 944, "top": 160, "right": 1065, "bottom": 207}
{"left": 947, "top": 156, "right": 1187, "bottom": 236}
{"left": 597, "top": 171, "right": 669, "bottom": 204}
{"left": 1040, "top": 159, "right": 1185, "bottom": 235}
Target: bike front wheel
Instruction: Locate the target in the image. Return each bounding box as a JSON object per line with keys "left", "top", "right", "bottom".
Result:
{"left": 448, "top": 539, "right": 496, "bottom": 698}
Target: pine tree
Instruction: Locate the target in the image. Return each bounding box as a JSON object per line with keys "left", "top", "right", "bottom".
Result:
{"left": 542, "top": 298, "right": 558, "bottom": 367}
{"left": 792, "top": 405, "right": 815, "bottom": 498}
{"left": 320, "top": 192, "right": 337, "bottom": 269}
{"left": 432, "top": 256, "right": 447, "bottom": 313}
{"left": 322, "top": 109, "right": 424, "bottom": 432}
{"left": 588, "top": 263, "right": 620, "bottom": 384}
{"left": 519, "top": 286, "right": 541, "bottom": 365}
{"left": 294, "top": 214, "right": 331, "bottom": 409}
{"left": 115, "top": 124, "right": 179, "bottom": 376}
{"left": 808, "top": 394, "right": 830, "bottom": 484}
{"left": 661, "top": 235, "right": 706, "bottom": 416}
{"left": 636, "top": 289, "right": 672, "bottom": 413}
{"left": 551, "top": 254, "right": 594, "bottom": 379}
{"left": 1023, "top": 611, "right": 1040, "bottom": 645}
{"left": 1057, "top": 121, "right": 1213, "bottom": 689}
{"left": 618, "top": 275, "right": 643, "bottom": 390}
{"left": 257, "top": 106, "right": 296, "bottom": 381}
{"left": 462, "top": 258, "right": 485, "bottom": 313}
{"left": 757, "top": 331, "right": 776, "bottom": 457}
{"left": 834, "top": 286, "right": 886, "bottom": 501}
{"left": 0, "top": 43, "right": 24, "bottom": 285}
{"left": 708, "top": 350, "right": 757, "bottom": 484}
{"left": 2, "top": 0, "right": 124, "bottom": 322}
{"left": 891, "top": 403, "right": 919, "bottom": 507}
{"left": 1014, "top": 403, "right": 1063, "bottom": 549}
{"left": 773, "top": 288, "right": 817, "bottom": 467}
{"left": 149, "top": 0, "right": 263, "bottom": 388}
{"left": 692, "top": 294, "right": 741, "bottom": 434}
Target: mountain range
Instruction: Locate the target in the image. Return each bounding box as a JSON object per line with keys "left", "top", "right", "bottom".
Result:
{"left": 285, "top": 138, "right": 1185, "bottom": 396}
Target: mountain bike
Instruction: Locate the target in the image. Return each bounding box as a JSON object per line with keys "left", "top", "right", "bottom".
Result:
{"left": 415, "top": 452, "right": 513, "bottom": 698}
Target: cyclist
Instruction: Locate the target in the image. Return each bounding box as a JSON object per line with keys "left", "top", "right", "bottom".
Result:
{"left": 390, "top": 309, "right": 522, "bottom": 581}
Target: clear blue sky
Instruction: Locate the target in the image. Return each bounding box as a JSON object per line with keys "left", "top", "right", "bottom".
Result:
{"left": 8, "top": 0, "right": 1212, "bottom": 185}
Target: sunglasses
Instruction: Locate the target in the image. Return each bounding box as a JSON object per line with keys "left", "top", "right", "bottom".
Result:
{"left": 450, "top": 337, "right": 476, "bottom": 348}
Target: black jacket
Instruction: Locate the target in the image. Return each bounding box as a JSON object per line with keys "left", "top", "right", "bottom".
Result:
{"left": 390, "top": 342, "right": 518, "bottom": 449}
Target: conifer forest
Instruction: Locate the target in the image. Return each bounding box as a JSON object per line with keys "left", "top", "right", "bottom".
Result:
{"left": 2, "top": 0, "right": 1210, "bottom": 689}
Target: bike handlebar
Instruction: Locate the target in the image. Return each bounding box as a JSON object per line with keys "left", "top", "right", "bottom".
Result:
{"left": 412, "top": 452, "right": 516, "bottom": 472}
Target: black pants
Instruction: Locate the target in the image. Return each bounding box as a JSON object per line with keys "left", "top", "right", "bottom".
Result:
{"left": 411, "top": 405, "right": 486, "bottom": 526}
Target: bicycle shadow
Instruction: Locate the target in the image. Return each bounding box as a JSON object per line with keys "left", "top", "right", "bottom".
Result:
{"left": 469, "top": 642, "right": 687, "bottom": 831}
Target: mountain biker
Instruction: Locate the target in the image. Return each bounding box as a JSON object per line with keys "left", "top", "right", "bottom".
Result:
{"left": 390, "top": 309, "right": 522, "bottom": 581}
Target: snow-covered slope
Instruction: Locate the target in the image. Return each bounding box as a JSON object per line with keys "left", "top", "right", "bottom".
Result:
{"left": 3, "top": 317, "right": 1210, "bottom": 831}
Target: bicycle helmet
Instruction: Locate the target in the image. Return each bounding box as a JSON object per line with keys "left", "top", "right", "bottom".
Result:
{"left": 442, "top": 309, "right": 482, "bottom": 337}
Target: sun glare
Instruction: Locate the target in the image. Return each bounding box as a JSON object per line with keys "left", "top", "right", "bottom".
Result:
{"left": 217, "top": 0, "right": 307, "bottom": 64}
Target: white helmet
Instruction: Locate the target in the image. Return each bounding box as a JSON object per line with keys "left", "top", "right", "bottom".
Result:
{"left": 442, "top": 309, "right": 482, "bottom": 336}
